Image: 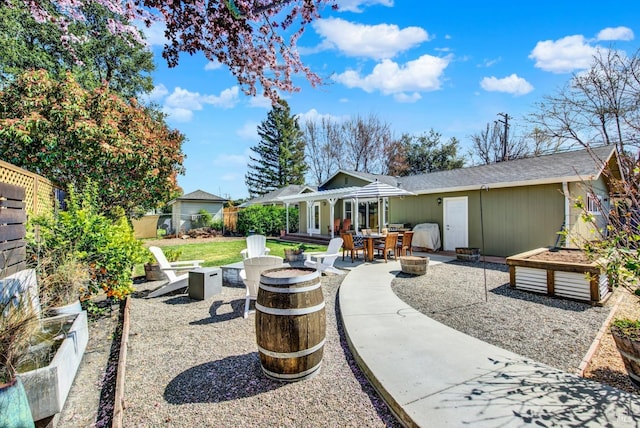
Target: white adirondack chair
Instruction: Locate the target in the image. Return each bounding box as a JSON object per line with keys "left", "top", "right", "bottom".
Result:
{"left": 240, "top": 235, "right": 271, "bottom": 259}
{"left": 239, "top": 255, "right": 284, "bottom": 318}
{"left": 304, "top": 237, "right": 344, "bottom": 275}
{"left": 146, "top": 246, "right": 204, "bottom": 298}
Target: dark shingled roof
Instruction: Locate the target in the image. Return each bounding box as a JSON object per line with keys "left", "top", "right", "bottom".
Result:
{"left": 340, "top": 146, "right": 617, "bottom": 195}
{"left": 173, "top": 190, "right": 227, "bottom": 202}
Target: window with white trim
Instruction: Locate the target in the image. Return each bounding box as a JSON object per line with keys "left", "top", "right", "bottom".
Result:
{"left": 587, "top": 194, "right": 603, "bottom": 215}
{"left": 343, "top": 200, "right": 352, "bottom": 220}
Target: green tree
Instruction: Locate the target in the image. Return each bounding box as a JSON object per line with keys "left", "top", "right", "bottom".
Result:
{"left": 0, "top": 0, "right": 154, "bottom": 98}
{"left": 399, "top": 129, "right": 465, "bottom": 175}
{"left": 0, "top": 70, "right": 185, "bottom": 214}
{"left": 246, "top": 99, "right": 307, "bottom": 197}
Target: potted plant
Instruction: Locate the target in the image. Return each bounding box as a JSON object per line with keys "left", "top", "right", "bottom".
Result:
{"left": 0, "top": 285, "right": 37, "bottom": 427}
{"left": 284, "top": 244, "right": 307, "bottom": 262}
{"left": 144, "top": 248, "right": 182, "bottom": 281}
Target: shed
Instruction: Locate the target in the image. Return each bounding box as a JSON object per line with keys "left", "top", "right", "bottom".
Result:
{"left": 168, "top": 190, "right": 227, "bottom": 234}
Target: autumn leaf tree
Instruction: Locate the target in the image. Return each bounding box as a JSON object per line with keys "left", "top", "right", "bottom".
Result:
{"left": 12, "top": 0, "right": 338, "bottom": 101}
{"left": 246, "top": 99, "right": 307, "bottom": 197}
{"left": 0, "top": 70, "right": 185, "bottom": 214}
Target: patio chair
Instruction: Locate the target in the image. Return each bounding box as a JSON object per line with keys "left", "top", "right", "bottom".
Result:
{"left": 239, "top": 255, "right": 284, "bottom": 318}
{"left": 341, "top": 233, "right": 366, "bottom": 262}
{"left": 328, "top": 218, "right": 341, "bottom": 235}
{"left": 146, "top": 246, "right": 204, "bottom": 298}
{"left": 240, "top": 234, "right": 271, "bottom": 259}
{"left": 340, "top": 218, "right": 352, "bottom": 233}
{"left": 397, "top": 231, "right": 414, "bottom": 256}
{"left": 304, "top": 237, "right": 344, "bottom": 275}
{"left": 374, "top": 232, "right": 399, "bottom": 262}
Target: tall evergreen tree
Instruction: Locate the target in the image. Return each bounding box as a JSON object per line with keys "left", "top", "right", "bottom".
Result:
{"left": 246, "top": 99, "right": 307, "bottom": 197}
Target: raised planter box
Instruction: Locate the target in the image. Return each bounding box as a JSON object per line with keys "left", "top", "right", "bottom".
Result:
{"left": 505, "top": 248, "right": 610, "bottom": 305}
{"left": 455, "top": 247, "right": 480, "bottom": 262}
{"left": 18, "top": 310, "right": 89, "bottom": 422}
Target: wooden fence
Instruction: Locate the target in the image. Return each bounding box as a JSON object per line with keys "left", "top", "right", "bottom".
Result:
{"left": 0, "top": 182, "right": 27, "bottom": 275}
{"left": 224, "top": 206, "right": 239, "bottom": 233}
{"left": 0, "top": 159, "right": 55, "bottom": 216}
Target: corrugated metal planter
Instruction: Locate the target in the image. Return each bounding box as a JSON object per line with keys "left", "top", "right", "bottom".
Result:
{"left": 505, "top": 248, "right": 611, "bottom": 305}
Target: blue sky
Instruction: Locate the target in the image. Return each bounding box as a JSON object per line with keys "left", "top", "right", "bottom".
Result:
{"left": 141, "top": 0, "right": 640, "bottom": 200}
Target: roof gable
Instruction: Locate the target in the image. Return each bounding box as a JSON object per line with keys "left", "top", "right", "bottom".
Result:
{"left": 170, "top": 190, "right": 227, "bottom": 204}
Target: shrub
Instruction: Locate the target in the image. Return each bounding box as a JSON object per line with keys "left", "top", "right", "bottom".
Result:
{"left": 28, "top": 182, "right": 147, "bottom": 301}
{"left": 237, "top": 205, "right": 298, "bottom": 236}
{"left": 192, "top": 209, "right": 213, "bottom": 228}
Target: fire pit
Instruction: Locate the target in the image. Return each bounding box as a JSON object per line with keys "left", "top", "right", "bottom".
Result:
{"left": 506, "top": 248, "right": 611, "bottom": 305}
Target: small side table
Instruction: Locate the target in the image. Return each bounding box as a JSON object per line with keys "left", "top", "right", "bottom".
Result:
{"left": 188, "top": 267, "right": 222, "bottom": 300}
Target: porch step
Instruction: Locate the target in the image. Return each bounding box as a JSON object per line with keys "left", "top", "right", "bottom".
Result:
{"left": 280, "top": 233, "right": 331, "bottom": 246}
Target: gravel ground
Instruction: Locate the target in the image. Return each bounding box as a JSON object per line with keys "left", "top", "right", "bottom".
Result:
{"left": 123, "top": 272, "right": 401, "bottom": 428}
{"left": 392, "top": 260, "right": 616, "bottom": 374}
{"left": 57, "top": 254, "right": 639, "bottom": 427}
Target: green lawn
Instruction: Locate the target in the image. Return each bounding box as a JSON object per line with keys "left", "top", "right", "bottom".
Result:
{"left": 134, "top": 238, "right": 327, "bottom": 277}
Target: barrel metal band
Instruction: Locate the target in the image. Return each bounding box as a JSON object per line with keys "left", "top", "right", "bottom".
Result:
{"left": 259, "top": 283, "right": 321, "bottom": 294}
{"left": 258, "top": 339, "right": 325, "bottom": 359}
{"left": 261, "top": 362, "right": 322, "bottom": 380}
{"left": 256, "top": 301, "right": 325, "bottom": 316}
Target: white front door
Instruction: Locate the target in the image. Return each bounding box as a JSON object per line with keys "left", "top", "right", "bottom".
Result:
{"left": 443, "top": 197, "right": 468, "bottom": 251}
{"left": 308, "top": 202, "right": 321, "bottom": 235}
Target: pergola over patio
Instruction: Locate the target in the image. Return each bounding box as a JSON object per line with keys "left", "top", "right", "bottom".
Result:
{"left": 278, "top": 187, "right": 361, "bottom": 237}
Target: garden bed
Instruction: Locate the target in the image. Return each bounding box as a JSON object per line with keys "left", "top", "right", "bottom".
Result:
{"left": 506, "top": 248, "right": 610, "bottom": 305}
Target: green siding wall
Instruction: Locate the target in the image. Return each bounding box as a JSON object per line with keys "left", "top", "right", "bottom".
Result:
{"left": 389, "top": 184, "right": 565, "bottom": 257}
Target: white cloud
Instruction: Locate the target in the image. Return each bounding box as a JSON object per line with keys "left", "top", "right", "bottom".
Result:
{"left": 162, "top": 107, "right": 193, "bottom": 122}
{"left": 529, "top": 35, "right": 599, "bottom": 73}
{"left": 394, "top": 92, "right": 421, "bottom": 103}
{"left": 165, "top": 87, "right": 204, "bottom": 110}
{"left": 237, "top": 121, "right": 260, "bottom": 141}
{"left": 597, "top": 26, "right": 634, "bottom": 41}
{"left": 337, "top": 0, "right": 393, "bottom": 13}
{"left": 480, "top": 74, "right": 534, "bottom": 96}
{"left": 204, "top": 61, "right": 222, "bottom": 71}
{"left": 138, "top": 21, "right": 167, "bottom": 46}
{"left": 203, "top": 86, "right": 240, "bottom": 108}
{"left": 142, "top": 83, "right": 169, "bottom": 104}
{"left": 159, "top": 86, "right": 239, "bottom": 122}
{"left": 333, "top": 54, "right": 451, "bottom": 96}
{"left": 313, "top": 18, "right": 428, "bottom": 60}
{"left": 248, "top": 95, "right": 273, "bottom": 108}
{"left": 295, "top": 109, "right": 346, "bottom": 124}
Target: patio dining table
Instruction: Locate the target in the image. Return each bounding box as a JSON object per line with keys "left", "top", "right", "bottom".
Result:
{"left": 361, "top": 233, "right": 402, "bottom": 262}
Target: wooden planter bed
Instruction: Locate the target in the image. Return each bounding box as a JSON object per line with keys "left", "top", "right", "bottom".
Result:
{"left": 505, "top": 248, "right": 611, "bottom": 305}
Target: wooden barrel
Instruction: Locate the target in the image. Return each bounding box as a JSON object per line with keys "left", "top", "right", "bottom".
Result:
{"left": 400, "top": 256, "right": 429, "bottom": 275}
{"left": 611, "top": 327, "right": 640, "bottom": 387}
{"left": 256, "top": 267, "right": 325, "bottom": 381}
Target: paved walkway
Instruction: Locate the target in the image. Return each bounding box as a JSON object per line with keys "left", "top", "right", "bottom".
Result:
{"left": 338, "top": 255, "right": 640, "bottom": 427}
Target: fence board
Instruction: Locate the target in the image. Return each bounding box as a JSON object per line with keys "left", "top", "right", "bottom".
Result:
{"left": 0, "top": 182, "right": 26, "bottom": 200}
{"left": 0, "top": 224, "right": 27, "bottom": 242}
{"left": 0, "top": 182, "right": 27, "bottom": 274}
{"left": 0, "top": 208, "right": 27, "bottom": 224}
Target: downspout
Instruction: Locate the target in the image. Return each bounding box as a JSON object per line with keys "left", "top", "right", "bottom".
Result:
{"left": 562, "top": 182, "right": 571, "bottom": 245}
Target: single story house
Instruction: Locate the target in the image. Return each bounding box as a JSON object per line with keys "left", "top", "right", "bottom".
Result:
{"left": 240, "top": 184, "right": 316, "bottom": 207}
{"left": 277, "top": 146, "right": 622, "bottom": 257}
{"left": 168, "top": 190, "right": 227, "bottom": 234}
